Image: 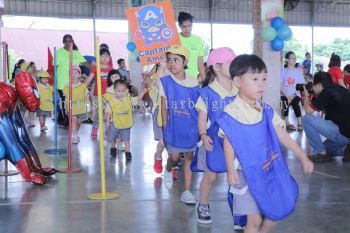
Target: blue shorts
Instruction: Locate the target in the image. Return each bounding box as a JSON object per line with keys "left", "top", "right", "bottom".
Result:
{"left": 107, "top": 124, "right": 131, "bottom": 141}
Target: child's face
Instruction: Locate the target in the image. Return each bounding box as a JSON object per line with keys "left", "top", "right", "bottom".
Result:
{"left": 167, "top": 53, "right": 186, "bottom": 76}
{"left": 234, "top": 71, "right": 267, "bottom": 101}
{"left": 72, "top": 70, "right": 81, "bottom": 83}
{"left": 40, "top": 77, "right": 49, "bottom": 85}
{"left": 114, "top": 84, "right": 127, "bottom": 99}
{"left": 100, "top": 53, "right": 111, "bottom": 65}
{"left": 286, "top": 54, "right": 296, "bottom": 67}
{"left": 110, "top": 74, "right": 120, "bottom": 83}
{"left": 344, "top": 70, "right": 349, "bottom": 76}
{"left": 214, "top": 60, "right": 231, "bottom": 79}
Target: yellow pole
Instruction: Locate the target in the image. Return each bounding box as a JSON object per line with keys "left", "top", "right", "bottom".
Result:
{"left": 88, "top": 37, "right": 119, "bottom": 200}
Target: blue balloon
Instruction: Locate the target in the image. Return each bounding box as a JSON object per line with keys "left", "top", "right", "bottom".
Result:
{"left": 277, "top": 26, "right": 293, "bottom": 41}
{"left": 271, "top": 17, "right": 285, "bottom": 30}
{"left": 126, "top": 42, "right": 136, "bottom": 52}
{"left": 271, "top": 38, "right": 284, "bottom": 51}
{"left": 0, "top": 142, "right": 4, "bottom": 157}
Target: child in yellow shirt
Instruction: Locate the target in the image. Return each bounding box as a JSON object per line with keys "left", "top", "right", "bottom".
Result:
{"left": 103, "top": 80, "right": 133, "bottom": 159}
{"left": 37, "top": 71, "right": 54, "bottom": 132}
{"left": 63, "top": 66, "right": 88, "bottom": 144}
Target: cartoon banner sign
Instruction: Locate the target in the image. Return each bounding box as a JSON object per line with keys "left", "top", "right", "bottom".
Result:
{"left": 126, "top": 0, "right": 180, "bottom": 66}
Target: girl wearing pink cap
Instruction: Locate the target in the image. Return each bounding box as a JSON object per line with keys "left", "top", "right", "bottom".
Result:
{"left": 63, "top": 65, "right": 88, "bottom": 144}
{"left": 192, "top": 47, "right": 238, "bottom": 224}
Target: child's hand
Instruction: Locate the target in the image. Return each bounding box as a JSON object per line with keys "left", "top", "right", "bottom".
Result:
{"left": 227, "top": 169, "right": 240, "bottom": 185}
{"left": 201, "top": 134, "right": 213, "bottom": 151}
{"left": 301, "top": 156, "right": 314, "bottom": 174}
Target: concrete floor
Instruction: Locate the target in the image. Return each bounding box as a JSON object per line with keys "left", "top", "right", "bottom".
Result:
{"left": 0, "top": 112, "right": 349, "bottom": 233}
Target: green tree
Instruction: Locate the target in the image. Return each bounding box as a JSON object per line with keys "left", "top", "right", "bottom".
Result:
{"left": 314, "top": 38, "right": 350, "bottom": 60}
{"left": 283, "top": 38, "right": 308, "bottom": 62}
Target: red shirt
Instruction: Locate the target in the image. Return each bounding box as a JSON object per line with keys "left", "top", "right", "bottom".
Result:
{"left": 91, "top": 65, "right": 113, "bottom": 96}
{"left": 328, "top": 66, "right": 343, "bottom": 85}
{"left": 344, "top": 75, "right": 350, "bottom": 87}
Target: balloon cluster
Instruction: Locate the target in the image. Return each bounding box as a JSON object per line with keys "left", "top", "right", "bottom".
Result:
{"left": 126, "top": 41, "right": 140, "bottom": 62}
{"left": 261, "top": 17, "right": 292, "bottom": 51}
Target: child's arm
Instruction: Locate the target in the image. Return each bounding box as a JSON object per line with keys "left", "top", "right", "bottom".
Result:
{"left": 161, "top": 96, "right": 168, "bottom": 129}
{"left": 274, "top": 125, "right": 314, "bottom": 173}
{"left": 85, "top": 72, "right": 95, "bottom": 86}
{"left": 198, "top": 110, "right": 213, "bottom": 151}
{"left": 223, "top": 136, "right": 239, "bottom": 185}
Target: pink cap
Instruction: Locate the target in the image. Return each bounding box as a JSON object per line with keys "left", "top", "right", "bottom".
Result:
{"left": 72, "top": 65, "right": 81, "bottom": 73}
{"left": 207, "top": 47, "right": 236, "bottom": 66}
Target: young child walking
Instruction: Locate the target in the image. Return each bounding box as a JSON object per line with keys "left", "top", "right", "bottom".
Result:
{"left": 192, "top": 47, "right": 237, "bottom": 224}
{"left": 37, "top": 71, "right": 54, "bottom": 132}
{"left": 217, "top": 54, "right": 314, "bottom": 233}
{"left": 86, "top": 48, "right": 113, "bottom": 139}
{"left": 159, "top": 45, "right": 200, "bottom": 204}
{"left": 103, "top": 80, "right": 133, "bottom": 159}
{"left": 63, "top": 66, "right": 88, "bottom": 144}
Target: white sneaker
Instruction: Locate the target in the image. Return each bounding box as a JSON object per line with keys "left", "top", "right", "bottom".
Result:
{"left": 163, "top": 170, "right": 173, "bottom": 189}
{"left": 117, "top": 144, "right": 125, "bottom": 151}
{"left": 181, "top": 190, "right": 196, "bottom": 205}
{"left": 72, "top": 136, "right": 79, "bottom": 144}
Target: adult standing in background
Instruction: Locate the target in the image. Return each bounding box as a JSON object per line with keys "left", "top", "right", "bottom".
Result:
{"left": 56, "top": 34, "right": 89, "bottom": 126}
{"left": 178, "top": 11, "right": 206, "bottom": 81}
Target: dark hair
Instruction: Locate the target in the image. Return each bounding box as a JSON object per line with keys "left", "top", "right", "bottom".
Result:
{"left": 100, "top": 43, "right": 109, "bottom": 50}
{"left": 117, "top": 58, "right": 125, "bottom": 65}
{"left": 178, "top": 11, "right": 194, "bottom": 25}
{"left": 107, "top": 69, "right": 120, "bottom": 87}
{"left": 305, "top": 52, "right": 311, "bottom": 57}
{"left": 114, "top": 79, "right": 127, "bottom": 89}
{"left": 344, "top": 64, "right": 350, "bottom": 73}
{"left": 62, "top": 34, "right": 78, "bottom": 50}
{"left": 28, "top": 62, "right": 35, "bottom": 67}
{"left": 11, "top": 59, "right": 26, "bottom": 82}
{"left": 313, "top": 71, "right": 333, "bottom": 88}
{"left": 100, "top": 48, "right": 110, "bottom": 56}
{"left": 285, "top": 51, "right": 295, "bottom": 59}
{"left": 328, "top": 53, "right": 341, "bottom": 68}
{"left": 295, "top": 62, "right": 300, "bottom": 68}
{"left": 229, "top": 54, "right": 267, "bottom": 79}
{"left": 202, "top": 65, "right": 215, "bottom": 87}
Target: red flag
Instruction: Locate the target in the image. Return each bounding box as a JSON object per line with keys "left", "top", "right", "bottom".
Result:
{"left": 47, "top": 47, "right": 54, "bottom": 85}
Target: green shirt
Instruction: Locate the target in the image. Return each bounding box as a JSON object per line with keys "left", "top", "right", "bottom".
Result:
{"left": 180, "top": 33, "right": 205, "bottom": 78}
{"left": 56, "top": 48, "right": 86, "bottom": 90}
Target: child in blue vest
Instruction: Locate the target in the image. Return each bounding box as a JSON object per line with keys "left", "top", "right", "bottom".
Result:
{"left": 159, "top": 45, "right": 200, "bottom": 204}
{"left": 192, "top": 47, "right": 237, "bottom": 224}
{"left": 217, "top": 54, "right": 314, "bottom": 233}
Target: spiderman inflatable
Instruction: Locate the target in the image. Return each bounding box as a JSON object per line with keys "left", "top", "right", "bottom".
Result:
{"left": 0, "top": 66, "right": 57, "bottom": 185}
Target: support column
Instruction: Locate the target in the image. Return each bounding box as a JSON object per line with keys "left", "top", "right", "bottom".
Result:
{"left": 0, "top": 0, "right": 4, "bottom": 82}
{"left": 253, "top": 0, "right": 282, "bottom": 112}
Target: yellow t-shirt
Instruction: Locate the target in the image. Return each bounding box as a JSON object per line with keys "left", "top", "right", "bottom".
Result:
{"left": 104, "top": 86, "right": 114, "bottom": 115}
{"left": 103, "top": 93, "right": 133, "bottom": 129}
{"left": 63, "top": 82, "right": 88, "bottom": 116}
{"left": 38, "top": 83, "right": 54, "bottom": 112}
{"left": 148, "top": 74, "right": 162, "bottom": 127}
{"left": 195, "top": 79, "right": 238, "bottom": 113}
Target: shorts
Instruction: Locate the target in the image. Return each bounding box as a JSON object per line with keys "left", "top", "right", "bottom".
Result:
{"left": 152, "top": 107, "right": 162, "bottom": 141}
{"left": 166, "top": 144, "right": 196, "bottom": 155}
{"left": 196, "top": 144, "right": 210, "bottom": 172}
{"left": 37, "top": 110, "right": 52, "bottom": 117}
{"left": 229, "top": 170, "right": 260, "bottom": 215}
{"left": 108, "top": 124, "right": 131, "bottom": 141}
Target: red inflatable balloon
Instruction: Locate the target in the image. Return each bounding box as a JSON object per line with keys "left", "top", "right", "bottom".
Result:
{"left": 0, "top": 83, "right": 18, "bottom": 114}
{"left": 15, "top": 71, "right": 40, "bottom": 112}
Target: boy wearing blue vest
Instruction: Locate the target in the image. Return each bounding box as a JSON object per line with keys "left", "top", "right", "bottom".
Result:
{"left": 158, "top": 45, "right": 200, "bottom": 204}
{"left": 218, "top": 54, "right": 314, "bottom": 233}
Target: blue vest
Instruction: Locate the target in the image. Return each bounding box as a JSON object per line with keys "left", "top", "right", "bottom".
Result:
{"left": 191, "top": 86, "right": 236, "bottom": 172}
{"left": 161, "top": 75, "right": 199, "bottom": 149}
{"left": 217, "top": 104, "right": 298, "bottom": 220}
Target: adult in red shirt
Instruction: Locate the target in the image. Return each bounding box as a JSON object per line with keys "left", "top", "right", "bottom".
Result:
{"left": 86, "top": 48, "right": 113, "bottom": 138}
{"left": 327, "top": 53, "right": 346, "bottom": 88}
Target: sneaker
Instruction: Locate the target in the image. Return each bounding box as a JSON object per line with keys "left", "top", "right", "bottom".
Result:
{"left": 117, "top": 144, "right": 125, "bottom": 151}
{"left": 197, "top": 204, "right": 212, "bottom": 224}
{"left": 29, "top": 121, "right": 35, "bottom": 128}
{"left": 163, "top": 170, "right": 173, "bottom": 189}
{"left": 125, "top": 152, "right": 132, "bottom": 160}
{"left": 91, "top": 127, "right": 98, "bottom": 139}
{"left": 343, "top": 144, "right": 350, "bottom": 162}
{"left": 72, "top": 136, "right": 79, "bottom": 144}
{"left": 110, "top": 147, "right": 117, "bottom": 157}
{"left": 286, "top": 124, "right": 295, "bottom": 131}
{"left": 180, "top": 190, "right": 196, "bottom": 205}
{"left": 308, "top": 153, "right": 331, "bottom": 162}
{"left": 297, "top": 124, "right": 303, "bottom": 131}
{"left": 153, "top": 155, "right": 163, "bottom": 174}
{"left": 40, "top": 126, "right": 48, "bottom": 131}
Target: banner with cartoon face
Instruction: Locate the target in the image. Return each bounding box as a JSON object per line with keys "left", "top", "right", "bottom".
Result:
{"left": 126, "top": 0, "right": 180, "bottom": 66}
